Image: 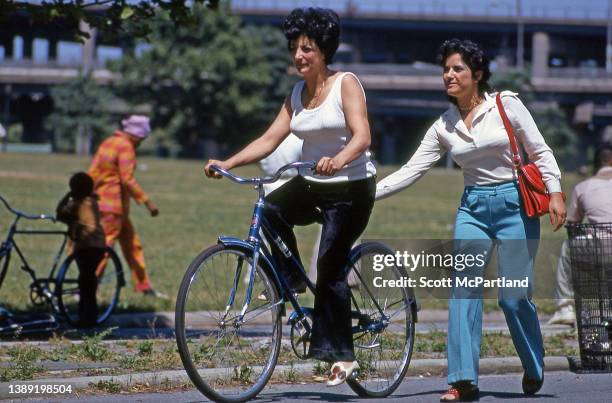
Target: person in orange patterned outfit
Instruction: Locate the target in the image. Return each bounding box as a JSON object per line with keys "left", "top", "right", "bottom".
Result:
{"left": 88, "top": 115, "right": 164, "bottom": 297}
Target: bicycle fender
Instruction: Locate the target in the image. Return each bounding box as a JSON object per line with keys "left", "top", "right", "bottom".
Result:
{"left": 217, "top": 236, "right": 284, "bottom": 295}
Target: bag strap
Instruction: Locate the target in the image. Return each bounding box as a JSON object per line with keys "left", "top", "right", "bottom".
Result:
{"left": 495, "top": 93, "right": 522, "bottom": 169}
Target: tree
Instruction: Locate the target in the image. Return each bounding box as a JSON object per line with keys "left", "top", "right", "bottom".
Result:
{"left": 110, "top": 4, "right": 292, "bottom": 157}
{"left": 46, "top": 72, "right": 113, "bottom": 154}
{"left": 491, "top": 68, "right": 577, "bottom": 168}
{"left": 0, "top": 0, "right": 219, "bottom": 41}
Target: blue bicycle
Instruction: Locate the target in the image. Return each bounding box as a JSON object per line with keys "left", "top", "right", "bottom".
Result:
{"left": 175, "top": 162, "right": 417, "bottom": 402}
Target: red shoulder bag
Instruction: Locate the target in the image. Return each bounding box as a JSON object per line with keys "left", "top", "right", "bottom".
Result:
{"left": 495, "top": 93, "right": 563, "bottom": 218}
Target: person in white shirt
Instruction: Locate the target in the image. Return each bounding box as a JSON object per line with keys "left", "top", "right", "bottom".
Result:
{"left": 204, "top": 7, "right": 375, "bottom": 386}
{"left": 259, "top": 133, "right": 303, "bottom": 195}
{"left": 547, "top": 145, "right": 612, "bottom": 325}
{"left": 376, "top": 39, "right": 566, "bottom": 401}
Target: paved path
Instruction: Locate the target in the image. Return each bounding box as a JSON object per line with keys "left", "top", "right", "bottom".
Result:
{"left": 17, "top": 372, "right": 612, "bottom": 402}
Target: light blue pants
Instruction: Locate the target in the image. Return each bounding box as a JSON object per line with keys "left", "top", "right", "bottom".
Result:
{"left": 447, "top": 181, "right": 544, "bottom": 386}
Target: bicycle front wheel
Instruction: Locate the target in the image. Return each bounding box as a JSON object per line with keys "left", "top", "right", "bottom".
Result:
{"left": 346, "top": 242, "right": 415, "bottom": 397}
{"left": 56, "top": 247, "right": 124, "bottom": 325}
{"left": 175, "top": 243, "right": 282, "bottom": 403}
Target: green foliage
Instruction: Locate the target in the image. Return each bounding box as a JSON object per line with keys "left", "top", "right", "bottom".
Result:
{"left": 137, "top": 340, "right": 154, "bottom": 356}
{"left": 91, "top": 379, "right": 122, "bottom": 393}
{"left": 0, "top": 345, "right": 43, "bottom": 381}
{"left": 110, "top": 5, "right": 291, "bottom": 157}
{"left": 46, "top": 72, "right": 113, "bottom": 154}
{"left": 242, "top": 25, "right": 298, "bottom": 126}
{"left": 2, "top": 1, "right": 220, "bottom": 42}
{"left": 232, "top": 364, "right": 253, "bottom": 384}
{"left": 312, "top": 361, "right": 331, "bottom": 376}
{"left": 491, "top": 69, "right": 577, "bottom": 168}
{"left": 70, "top": 328, "right": 115, "bottom": 361}
{"left": 490, "top": 68, "right": 534, "bottom": 103}
{"left": 532, "top": 107, "right": 578, "bottom": 168}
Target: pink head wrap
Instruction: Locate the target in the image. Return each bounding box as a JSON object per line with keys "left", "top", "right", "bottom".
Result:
{"left": 121, "top": 115, "right": 151, "bottom": 139}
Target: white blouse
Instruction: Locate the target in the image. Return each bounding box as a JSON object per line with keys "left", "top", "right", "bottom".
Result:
{"left": 376, "top": 91, "right": 562, "bottom": 200}
{"left": 290, "top": 72, "right": 376, "bottom": 183}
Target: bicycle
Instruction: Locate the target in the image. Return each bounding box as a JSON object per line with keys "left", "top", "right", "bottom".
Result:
{"left": 0, "top": 194, "right": 125, "bottom": 328}
{"left": 175, "top": 162, "right": 417, "bottom": 402}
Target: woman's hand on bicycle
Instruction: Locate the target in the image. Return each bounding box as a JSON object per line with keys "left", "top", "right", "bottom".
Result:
{"left": 315, "top": 156, "right": 343, "bottom": 176}
{"left": 204, "top": 159, "right": 231, "bottom": 179}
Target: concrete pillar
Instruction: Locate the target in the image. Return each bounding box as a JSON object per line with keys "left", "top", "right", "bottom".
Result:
{"left": 516, "top": 0, "right": 524, "bottom": 68}
{"left": 607, "top": 0, "right": 612, "bottom": 73}
{"left": 532, "top": 32, "right": 550, "bottom": 78}
{"left": 606, "top": 22, "right": 612, "bottom": 73}
{"left": 13, "top": 36, "right": 23, "bottom": 60}
{"left": 79, "top": 20, "right": 96, "bottom": 70}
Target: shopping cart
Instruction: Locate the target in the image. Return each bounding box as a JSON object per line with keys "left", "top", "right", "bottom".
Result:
{"left": 566, "top": 223, "right": 612, "bottom": 373}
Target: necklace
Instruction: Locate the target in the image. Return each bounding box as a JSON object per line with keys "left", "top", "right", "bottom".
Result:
{"left": 458, "top": 96, "right": 483, "bottom": 115}
{"left": 307, "top": 74, "right": 327, "bottom": 108}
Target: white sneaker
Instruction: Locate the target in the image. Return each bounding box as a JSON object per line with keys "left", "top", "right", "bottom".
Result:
{"left": 546, "top": 305, "right": 575, "bottom": 326}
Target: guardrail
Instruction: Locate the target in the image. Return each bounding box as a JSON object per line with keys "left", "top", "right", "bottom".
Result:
{"left": 547, "top": 67, "right": 612, "bottom": 79}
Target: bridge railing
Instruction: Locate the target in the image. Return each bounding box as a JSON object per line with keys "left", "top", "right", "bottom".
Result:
{"left": 547, "top": 67, "right": 612, "bottom": 79}
{"left": 330, "top": 62, "right": 442, "bottom": 76}
{"left": 0, "top": 58, "right": 108, "bottom": 69}
{"left": 231, "top": 0, "right": 611, "bottom": 22}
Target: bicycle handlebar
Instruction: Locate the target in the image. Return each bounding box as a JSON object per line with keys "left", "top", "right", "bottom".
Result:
{"left": 0, "top": 194, "right": 56, "bottom": 222}
{"left": 210, "top": 161, "right": 317, "bottom": 185}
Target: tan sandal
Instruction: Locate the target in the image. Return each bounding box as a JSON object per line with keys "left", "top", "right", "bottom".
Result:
{"left": 326, "top": 361, "right": 359, "bottom": 386}
{"left": 440, "top": 384, "right": 479, "bottom": 401}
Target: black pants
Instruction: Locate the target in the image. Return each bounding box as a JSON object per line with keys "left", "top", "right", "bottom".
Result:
{"left": 263, "top": 176, "right": 375, "bottom": 362}
{"left": 74, "top": 248, "right": 104, "bottom": 327}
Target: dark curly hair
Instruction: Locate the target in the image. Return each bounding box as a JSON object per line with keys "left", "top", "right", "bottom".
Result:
{"left": 69, "top": 172, "right": 94, "bottom": 199}
{"left": 594, "top": 144, "right": 612, "bottom": 173}
{"left": 282, "top": 7, "right": 340, "bottom": 64}
{"left": 437, "top": 39, "right": 492, "bottom": 102}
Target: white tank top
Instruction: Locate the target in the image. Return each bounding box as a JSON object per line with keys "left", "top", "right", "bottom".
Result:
{"left": 289, "top": 72, "right": 376, "bottom": 183}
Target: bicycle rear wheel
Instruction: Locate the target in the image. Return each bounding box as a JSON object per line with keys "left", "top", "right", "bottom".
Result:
{"left": 346, "top": 242, "right": 415, "bottom": 397}
{"left": 175, "top": 243, "right": 282, "bottom": 403}
{"left": 56, "top": 247, "right": 124, "bottom": 325}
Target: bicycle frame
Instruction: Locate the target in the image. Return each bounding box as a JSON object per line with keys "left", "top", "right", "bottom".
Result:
{"left": 0, "top": 195, "right": 68, "bottom": 293}
{"left": 216, "top": 181, "right": 316, "bottom": 329}
{"left": 210, "top": 163, "right": 393, "bottom": 335}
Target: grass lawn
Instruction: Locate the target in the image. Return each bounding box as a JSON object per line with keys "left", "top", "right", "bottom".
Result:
{"left": 0, "top": 153, "right": 581, "bottom": 314}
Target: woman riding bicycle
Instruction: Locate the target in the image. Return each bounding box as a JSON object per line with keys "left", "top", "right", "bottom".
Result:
{"left": 204, "top": 7, "right": 376, "bottom": 386}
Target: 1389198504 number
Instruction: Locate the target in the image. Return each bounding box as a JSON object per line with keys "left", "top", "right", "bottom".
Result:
{"left": 8, "top": 384, "right": 73, "bottom": 394}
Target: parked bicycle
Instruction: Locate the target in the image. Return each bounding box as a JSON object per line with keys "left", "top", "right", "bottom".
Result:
{"left": 0, "top": 194, "right": 125, "bottom": 327}
{"left": 175, "top": 162, "right": 417, "bottom": 402}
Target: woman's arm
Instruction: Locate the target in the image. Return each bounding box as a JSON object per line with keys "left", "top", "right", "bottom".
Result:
{"left": 317, "top": 74, "right": 371, "bottom": 176}
{"left": 204, "top": 96, "right": 293, "bottom": 178}
{"left": 375, "top": 124, "right": 446, "bottom": 200}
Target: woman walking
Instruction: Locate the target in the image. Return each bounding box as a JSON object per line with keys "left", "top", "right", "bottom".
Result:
{"left": 204, "top": 7, "right": 376, "bottom": 386}
{"left": 376, "top": 39, "right": 566, "bottom": 401}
